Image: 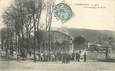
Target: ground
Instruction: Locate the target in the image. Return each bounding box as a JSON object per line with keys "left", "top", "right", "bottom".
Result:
{"left": 0, "top": 60, "right": 115, "bottom": 71}
{"left": 0, "top": 51, "right": 115, "bottom": 71}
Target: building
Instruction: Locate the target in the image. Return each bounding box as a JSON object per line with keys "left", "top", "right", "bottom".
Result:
{"left": 39, "top": 31, "right": 73, "bottom": 54}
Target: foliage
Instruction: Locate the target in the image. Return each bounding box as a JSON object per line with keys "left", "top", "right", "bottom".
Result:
{"left": 2, "top": 0, "right": 43, "bottom": 60}
{"left": 73, "top": 36, "right": 86, "bottom": 45}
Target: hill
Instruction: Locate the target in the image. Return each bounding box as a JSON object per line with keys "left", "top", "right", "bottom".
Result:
{"left": 58, "top": 28, "right": 115, "bottom": 42}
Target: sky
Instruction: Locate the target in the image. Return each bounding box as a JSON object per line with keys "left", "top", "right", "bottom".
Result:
{"left": 0, "top": 0, "right": 13, "bottom": 30}
{"left": 0, "top": 0, "right": 115, "bottom": 31}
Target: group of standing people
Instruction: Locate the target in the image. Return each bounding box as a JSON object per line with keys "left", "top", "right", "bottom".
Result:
{"left": 73, "top": 50, "right": 87, "bottom": 62}
{"left": 61, "top": 49, "right": 87, "bottom": 63}
{"left": 0, "top": 48, "right": 87, "bottom": 63}
{"left": 27, "top": 50, "right": 87, "bottom": 63}
{"left": 17, "top": 49, "right": 87, "bottom": 63}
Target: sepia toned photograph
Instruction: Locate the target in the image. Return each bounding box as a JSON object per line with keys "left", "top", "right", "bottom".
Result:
{"left": 0, "top": 0, "right": 115, "bottom": 71}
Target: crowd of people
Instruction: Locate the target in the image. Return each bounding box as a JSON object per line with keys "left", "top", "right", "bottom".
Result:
{"left": 28, "top": 49, "right": 87, "bottom": 63}
{"left": 0, "top": 49, "right": 87, "bottom": 63}
{"left": 61, "top": 50, "right": 87, "bottom": 63}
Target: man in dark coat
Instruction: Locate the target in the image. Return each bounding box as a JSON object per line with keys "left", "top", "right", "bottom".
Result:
{"left": 83, "top": 52, "right": 87, "bottom": 62}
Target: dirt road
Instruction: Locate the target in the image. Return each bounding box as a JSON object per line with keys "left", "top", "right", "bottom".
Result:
{"left": 0, "top": 60, "right": 115, "bottom": 71}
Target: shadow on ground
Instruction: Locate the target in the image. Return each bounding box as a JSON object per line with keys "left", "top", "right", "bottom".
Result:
{"left": 98, "top": 59, "right": 115, "bottom": 62}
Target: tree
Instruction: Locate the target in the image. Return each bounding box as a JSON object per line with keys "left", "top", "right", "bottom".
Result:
{"left": 2, "top": 0, "right": 43, "bottom": 61}
{"left": 73, "top": 36, "right": 86, "bottom": 45}
{"left": 0, "top": 28, "right": 7, "bottom": 50}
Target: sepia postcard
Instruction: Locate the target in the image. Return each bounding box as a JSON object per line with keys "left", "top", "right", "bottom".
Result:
{"left": 0, "top": 0, "right": 115, "bottom": 71}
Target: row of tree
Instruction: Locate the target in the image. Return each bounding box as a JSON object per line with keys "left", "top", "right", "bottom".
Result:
{"left": 1, "top": 0, "right": 44, "bottom": 61}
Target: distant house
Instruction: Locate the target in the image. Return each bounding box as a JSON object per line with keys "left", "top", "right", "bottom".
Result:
{"left": 87, "top": 41, "right": 112, "bottom": 52}
{"left": 39, "top": 31, "right": 73, "bottom": 54}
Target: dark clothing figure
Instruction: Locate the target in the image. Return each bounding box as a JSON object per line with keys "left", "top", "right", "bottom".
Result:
{"left": 62, "top": 53, "right": 70, "bottom": 63}
{"left": 75, "top": 50, "right": 81, "bottom": 62}
{"left": 76, "top": 53, "right": 80, "bottom": 62}
{"left": 83, "top": 52, "right": 87, "bottom": 62}
{"left": 71, "top": 53, "right": 75, "bottom": 61}
{"left": 62, "top": 54, "right": 66, "bottom": 63}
